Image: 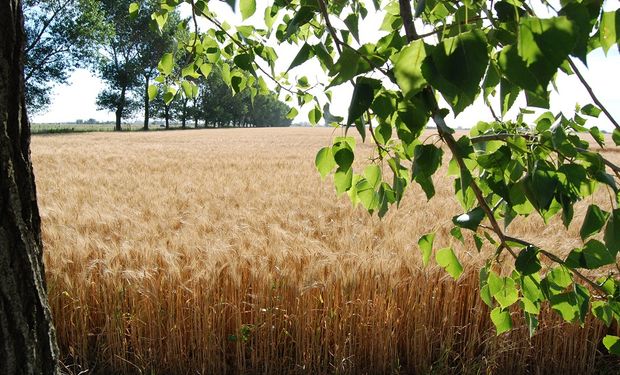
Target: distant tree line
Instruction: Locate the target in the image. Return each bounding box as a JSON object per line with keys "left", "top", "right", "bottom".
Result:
{"left": 151, "top": 68, "right": 292, "bottom": 130}
{"left": 24, "top": 0, "right": 292, "bottom": 130}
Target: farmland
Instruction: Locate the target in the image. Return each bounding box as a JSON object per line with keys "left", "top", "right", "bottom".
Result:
{"left": 32, "top": 128, "right": 619, "bottom": 374}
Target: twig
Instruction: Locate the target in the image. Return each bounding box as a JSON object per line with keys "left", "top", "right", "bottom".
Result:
{"left": 504, "top": 235, "right": 609, "bottom": 297}
{"left": 199, "top": 11, "right": 301, "bottom": 96}
{"left": 568, "top": 59, "right": 620, "bottom": 131}
{"left": 469, "top": 133, "right": 620, "bottom": 177}
{"left": 317, "top": 0, "right": 343, "bottom": 55}
{"left": 398, "top": 0, "right": 518, "bottom": 258}
{"left": 575, "top": 147, "right": 620, "bottom": 177}
{"left": 432, "top": 113, "right": 518, "bottom": 259}
{"left": 366, "top": 112, "right": 391, "bottom": 159}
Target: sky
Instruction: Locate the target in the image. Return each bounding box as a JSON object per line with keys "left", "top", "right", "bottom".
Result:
{"left": 32, "top": 0, "right": 620, "bottom": 132}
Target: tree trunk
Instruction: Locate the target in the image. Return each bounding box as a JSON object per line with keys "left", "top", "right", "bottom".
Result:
{"left": 115, "top": 85, "right": 126, "bottom": 132}
{"left": 143, "top": 75, "right": 149, "bottom": 131}
{"left": 193, "top": 98, "right": 198, "bottom": 128}
{"left": 164, "top": 105, "right": 170, "bottom": 130}
{"left": 0, "top": 1, "right": 60, "bottom": 373}
{"left": 181, "top": 98, "right": 187, "bottom": 129}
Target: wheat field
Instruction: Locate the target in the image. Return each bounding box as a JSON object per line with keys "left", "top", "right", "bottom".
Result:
{"left": 32, "top": 128, "right": 619, "bottom": 374}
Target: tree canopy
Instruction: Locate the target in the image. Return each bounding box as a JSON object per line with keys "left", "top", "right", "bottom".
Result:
{"left": 145, "top": 0, "right": 620, "bottom": 354}
{"left": 24, "top": 0, "right": 108, "bottom": 112}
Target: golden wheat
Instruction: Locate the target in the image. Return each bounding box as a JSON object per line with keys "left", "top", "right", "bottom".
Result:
{"left": 32, "top": 128, "right": 619, "bottom": 374}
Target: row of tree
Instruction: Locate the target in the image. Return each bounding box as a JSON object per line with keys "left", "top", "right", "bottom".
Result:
{"left": 24, "top": 0, "right": 292, "bottom": 130}
{"left": 151, "top": 69, "right": 292, "bottom": 129}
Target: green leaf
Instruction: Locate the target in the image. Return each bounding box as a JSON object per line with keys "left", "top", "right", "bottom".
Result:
{"left": 421, "top": 30, "right": 489, "bottom": 114}
{"left": 347, "top": 77, "right": 379, "bottom": 127}
{"left": 543, "top": 266, "right": 572, "bottom": 296}
{"left": 603, "top": 335, "right": 620, "bottom": 355}
{"left": 581, "top": 104, "right": 602, "bottom": 118}
{"left": 344, "top": 13, "right": 360, "bottom": 43}
{"left": 524, "top": 311, "right": 539, "bottom": 338}
{"left": 450, "top": 227, "right": 464, "bottom": 244}
{"left": 392, "top": 40, "right": 428, "bottom": 98}
{"left": 163, "top": 90, "right": 175, "bottom": 105}
{"left": 412, "top": 144, "right": 443, "bottom": 177}
{"left": 240, "top": 0, "right": 256, "bottom": 20}
{"left": 592, "top": 301, "right": 613, "bottom": 327}
{"left": 452, "top": 206, "right": 485, "bottom": 231}
{"left": 613, "top": 129, "right": 620, "bottom": 146}
{"left": 549, "top": 292, "right": 579, "bottom": 322}
{"left": 333, "top": 146, "right": 354, "bottom": 170}
{"left": 152, "top": 10, "right": 168, "bottom": 33}
{"left": 147, "top": 85, "right": 158, "bottom": 101}
{"left": 491, "top": 307, "right": 513, "bottom": 335}
{"left": 334, "top": 167, "right": 353, "bottom": 195}
{"left": 285, "top": 6, "right": 316, "bottom": 38}
{"left": 482, "top": 62, "right": 500, "bottom": 101}
{"left": 199, "top": 63, "right": 213, "bottom": 78}
{"left": 558, "top": 2, "right": 595, "bottom": 63}
{"left": 222, "top": 0, "right": 236, "bottom": 11}
{"left": 435, "top": 247, "right": 463, "bottom": 280}
{"left": 233, "top": 54, "right": 255, "bottom": 75}
{"left": 308, "top": 106, "right": 321, "bottom": 126}
{"left": 158, "top": 53, "right": 174, "bottom": 75}
{"left": 517, "top": 16, "right": 577, "bottom": 84}
{"left": 356, "top": 178, "right": 379, "bottom": 211}
{"left": 418, "top": 233, "right": 435, "bottom": 267}
{"left": 500, "top": 78, "right": 520, "bottom": 116}
{"left": 604, "top": 209, "right": 620, "bottom": 255}
{"left": 597, "top": 276, "right": 617, "bottom": 296}
{"left": 515, "top": 246, "right": 541, "bottom": 276}
{"left": 315, "top": 147, "right": 336, "bottom": 179}
{"left": 488, "top": 272, "right": 519, "bottom": 308}
{"left": 480, "top": 285, "right": 493, "bottom": 307}
{"left": 129, "top": 2, "right": 140, "bottom": 19}
{"left": 364, "top": 165, "right": 382, "bottom": 189}
{"left": 288, "top": 43, "right": 314, "bottom": 71}
{"left": 580, "top": 205, "right": 609, "bottom": 241}
{"left": 411, "top": 144, "right": 443, "bottom": 200}
{"left": 589, "top": 127, "right": 605, "bottom": 148}
{"left": 523, "top": 162, "right": 558, "bottom": 213}
{"left": 473, "top": 234, "right": 484, "bottom": 252}
{"left": 181, "top": 81, "right": 193, "bottom": 98}
{"left": 600, "top": 11, "right": 620, "bottom": 54}
{"left": 522, "top": 297, "right": 540, "bottom": 315}
{"left": 521, "top": 274, "right": 543, "bottom": 302}
{"left": 375, "top": 122, "right": 392, "bottom": 144}
{"left": 582, "top": 239, "right": 615, "bottom": 268}
{"left": 286, "top": 107, "right": 298, "bottom": 120}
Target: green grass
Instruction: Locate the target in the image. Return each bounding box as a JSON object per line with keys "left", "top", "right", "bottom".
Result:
{"left": 31, "top": 123, "right": 117, "bottom": 134}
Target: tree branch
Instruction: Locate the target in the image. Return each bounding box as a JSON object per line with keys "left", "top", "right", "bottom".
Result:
{"left": 25, "top": 0, "right": 73, "bottom": 54}
{"left": 317, "top": 0, "right": 343, "bottom": 55}
{"left": 568, "top": 58, "right": 620, "bottom": 131}
{"left": 504, "top": 235, "right": 609, "bottom": 297}
{"left": 397, "top": 0, "right": 518, "bottom": 258}
{"left": 432, "top": 113, "right": 518, "bottom": 259}
{"left": 398, "top": 0, "right": 418, "bottom": 41}
{"left": 469, "top": 133, "right": 620, "bottom": 177}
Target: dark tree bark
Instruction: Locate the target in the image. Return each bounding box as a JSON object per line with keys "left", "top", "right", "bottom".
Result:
{"left": 181, "top": 98, "right": 187, "bottom": 129}
{"left": 143, "top": 74, "right": 150, "bottom": 131}
{"left": 192, "top": 97, "right": 198, "bottom": 128}
{"left": 114, "top": 85, "right": 126, "bottom": 132}
{"left": 164, "top": 104, "right": 170, "bottom": 129}
{"left": 0, "top": 0, "right": 60, "bottom": 373}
